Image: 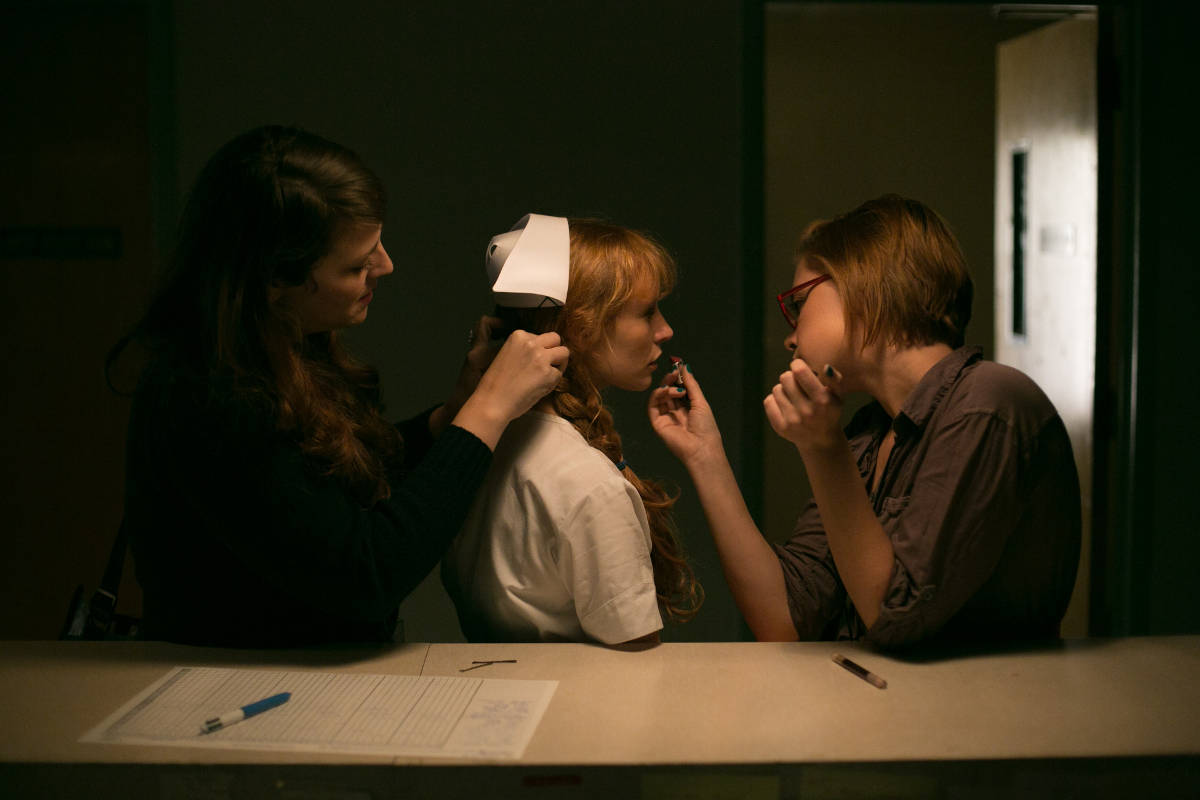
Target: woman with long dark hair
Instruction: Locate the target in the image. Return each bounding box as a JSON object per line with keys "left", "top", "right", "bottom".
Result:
{"left": 112, "top": 126, "right": 567, "bottom": 647}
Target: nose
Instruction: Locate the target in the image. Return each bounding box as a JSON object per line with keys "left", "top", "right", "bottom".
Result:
{"left": 783, "top": 326, "right": 797, "bottom": 353}
{"left": 654, "top": 313, "right": 673, "bottom": 343}
{"left": 373, "top": 242, "right": 395, "bottom": 278}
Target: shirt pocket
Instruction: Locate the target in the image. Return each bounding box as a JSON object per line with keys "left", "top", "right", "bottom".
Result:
{"left": 877, "top": 495, "right": 930, "bottom": 614}
{"left": 878, "top": 495, "right": 911, "bottom": 524}
{"left": 879, "top": 495, "right": 920, "bottom": 565}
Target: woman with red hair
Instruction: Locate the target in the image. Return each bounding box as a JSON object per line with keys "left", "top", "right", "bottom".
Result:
{"left": 443, "top": 217, "right": 703, "bottom": 644}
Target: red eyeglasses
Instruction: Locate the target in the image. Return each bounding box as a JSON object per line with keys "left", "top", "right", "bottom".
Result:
{"left": 776, "top": 274, "right": 831, "bottom": 328}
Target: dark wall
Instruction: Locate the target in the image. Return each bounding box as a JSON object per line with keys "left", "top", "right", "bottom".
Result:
{"left": 166, "top": 0, "right": 752, "bottom": 641}
{"left": 0, "top": 0, "right": 752, "bottom": 641}
{"left": 2, "top": 0, "right": 1194, "bottom": 642}
{"left": 1092, "top": 1, "right": 1200, "bottom": 636}
{"left": 1137, "top": 7, "right": 1200, "bottom": 634}
{"left": 1, "top": 4, "right": 153, "bottom": 639}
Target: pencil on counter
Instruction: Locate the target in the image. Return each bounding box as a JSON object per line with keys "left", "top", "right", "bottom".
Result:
{"left": 832, "top": 653, "right": 887, "bottom": 689}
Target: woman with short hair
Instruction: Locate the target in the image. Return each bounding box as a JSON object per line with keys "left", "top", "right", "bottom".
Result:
{"left": 651, "top": 194, "right": 1079, "bottom": 649}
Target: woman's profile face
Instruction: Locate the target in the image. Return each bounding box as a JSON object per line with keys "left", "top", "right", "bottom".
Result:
{"left": 593, "top": 276, "right": 673, "bottom": 392}
{"left": 279, "top": 223, "right": 393, "bottom": 334}
{"left": 783, "top": 259, "right": 847, "bottom": 368}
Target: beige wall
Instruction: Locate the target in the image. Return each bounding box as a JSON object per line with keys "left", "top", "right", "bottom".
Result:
{"left": 764, "top": 3, "right": 1046, "bottom": 543}
{"left": 168, "top": 0, "right": 751, "bottom": 642}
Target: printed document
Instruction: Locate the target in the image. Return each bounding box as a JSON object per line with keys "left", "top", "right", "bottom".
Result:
{"left": 81, "top": 666, "right": 557, "bottom": 760}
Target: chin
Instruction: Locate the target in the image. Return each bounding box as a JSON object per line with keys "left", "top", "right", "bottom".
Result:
{"left": 629, "top": 376, "right": 654, "bottom": 392}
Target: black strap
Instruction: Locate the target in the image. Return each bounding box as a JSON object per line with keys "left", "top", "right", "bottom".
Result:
{"left": 62, "top": 518, "right": 129, "bottom": 640}
{"left": 99, "top": 516, "right": 128, "bottom": 599}
{"left": 85, "top": 517, "right": 128, "bottom": 635}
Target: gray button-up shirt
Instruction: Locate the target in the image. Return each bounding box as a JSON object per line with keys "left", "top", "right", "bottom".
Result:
{"left": 773, "top": 346, "right": 1081, "bottom": 650}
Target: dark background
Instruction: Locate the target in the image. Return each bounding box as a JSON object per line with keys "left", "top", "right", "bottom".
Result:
{"left": 1, "top": 0, "right": 1194, "bottom": 642}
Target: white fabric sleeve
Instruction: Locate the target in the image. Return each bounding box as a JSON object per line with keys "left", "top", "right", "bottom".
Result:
{"left": 556, "top": 477, "right": 663, "bottom": 644}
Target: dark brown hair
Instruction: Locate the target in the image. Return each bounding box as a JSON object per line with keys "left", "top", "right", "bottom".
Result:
{"left": 109, "top": 125, "right": 399, "bottom": 505}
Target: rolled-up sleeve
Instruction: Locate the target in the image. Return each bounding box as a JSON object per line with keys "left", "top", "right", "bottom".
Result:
{"left": 768, "top": 350, "right": 1078, "bottom": 650}
{"left": 772, "top": 499, "right": 848, "bottom": 640}
{"left": 864, "top": 410, "right": 1023, "bottom": 649}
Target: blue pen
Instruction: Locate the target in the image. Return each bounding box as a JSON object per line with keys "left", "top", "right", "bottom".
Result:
{"left": 200, "top": 691, "right": 291, "bottom": 734}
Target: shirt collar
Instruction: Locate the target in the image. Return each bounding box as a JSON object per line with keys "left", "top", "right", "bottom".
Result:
{"left": 894, "top": 345, "right": 983, "bottom": 432}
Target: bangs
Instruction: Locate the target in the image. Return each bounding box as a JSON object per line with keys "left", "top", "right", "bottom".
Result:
{"left": 567, "top": 220, "right": 677, "bottom": 328}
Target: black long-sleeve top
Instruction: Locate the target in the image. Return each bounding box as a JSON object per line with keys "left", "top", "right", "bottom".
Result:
{"left": 123, "top": 362, "right": 491, "bottom": 647}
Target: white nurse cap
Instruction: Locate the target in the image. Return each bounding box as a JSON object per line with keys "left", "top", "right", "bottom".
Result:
{"left": 485, "top": 213, "right": 569, "bottom": 308}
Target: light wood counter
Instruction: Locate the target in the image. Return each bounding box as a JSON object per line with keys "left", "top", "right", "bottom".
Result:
{"left": 2, "top": 637, "right": 1198, "bottom": 797}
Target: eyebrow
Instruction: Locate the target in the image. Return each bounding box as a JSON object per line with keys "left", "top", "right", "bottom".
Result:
{"left": 352, "top": 239, "right": 381, "bottom": 264}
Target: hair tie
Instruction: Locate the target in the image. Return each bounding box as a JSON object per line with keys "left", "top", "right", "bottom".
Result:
{"left": 615, "top": 459, "right": 627, "bottom": 471}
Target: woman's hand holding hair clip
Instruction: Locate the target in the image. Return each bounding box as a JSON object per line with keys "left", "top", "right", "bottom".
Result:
{"left": 763, "top": 360, "right": 845, "bottom": 455}
{"left": 648, "top": 361, "right": 724, "bottom": 469}
{"left": 452, "top": 329, "right": 569, "bottom": 449}
{"left": 466, "top": 315, "right": 506, "bottom": 368}
{"left": 432, "top": 315, "right": 507, "bottom": 436}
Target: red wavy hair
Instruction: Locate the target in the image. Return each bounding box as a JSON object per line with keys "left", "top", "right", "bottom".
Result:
{"left": 499, "top": 219, "right": 704, "bottom": 622}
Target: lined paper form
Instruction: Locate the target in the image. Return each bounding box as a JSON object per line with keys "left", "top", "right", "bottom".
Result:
{"left": 81, "top": 666, "right": 557, "bottom": 760}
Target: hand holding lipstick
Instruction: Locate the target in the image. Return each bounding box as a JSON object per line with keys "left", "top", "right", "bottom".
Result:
{"left": 649, "top": 355, "right": 724, "bottom": 467}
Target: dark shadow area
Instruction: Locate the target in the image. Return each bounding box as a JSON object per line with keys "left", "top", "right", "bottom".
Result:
{"left": 4, "top": 756, "right": 1199, "bottom": 799}
{"left": 7, "top": 640, "right": 423, "bottom": 670}
{"left": 880, "top": 635, "right": 1118, "bottom": 665}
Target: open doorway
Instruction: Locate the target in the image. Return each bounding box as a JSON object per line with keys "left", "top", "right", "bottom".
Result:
{"left": 995, "top": 14, "right": 1097, "bottom": 638}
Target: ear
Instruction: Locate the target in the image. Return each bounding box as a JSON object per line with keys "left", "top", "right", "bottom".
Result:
{"left": 268, "top": 283, "right": 289, "bottom": 305}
